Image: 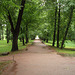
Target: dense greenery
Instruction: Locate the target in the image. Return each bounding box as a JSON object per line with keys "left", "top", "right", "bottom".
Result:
{"left": 0, "top": 0, "right": 75, "bottom": 52}
{"left": 44, "top": 40, "right": 75, "bottom": 48}
{"left": 44, "top": 40, "right": 75, "bottom": 56}
{"left": 38, "top": 0, "right": 75, "bottom": 48}
{"left": 0, "top": 40, "right": 33, "bottom": 53}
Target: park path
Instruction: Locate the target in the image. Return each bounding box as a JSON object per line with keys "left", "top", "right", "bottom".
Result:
{"left": 1, "top": 40, "right": 75, "bottom": 75}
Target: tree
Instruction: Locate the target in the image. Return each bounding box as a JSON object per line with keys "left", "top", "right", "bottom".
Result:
{"left": 22, "top": 0, "right": 39, "bottom": 43}
{"left": 20, "top": 27, "right": 25, "bottom": 45}
{"left": 8, "top": 0, "right": 25, "bottom": 51}
{"left": 52, "top": 2, "right": 57, "bottom": 46}
{"left": 57, "top": 2, "right": 61, "bottom": 48}
{"left": 1, "top": 0, "right": 26, "bottom": 51}
{"left": 0, "top": 22, "right": 2, "bottom": 40}
{"left": 61, "top": 6, "right": 74, "bottom": 49}
{"left": 6, "top": 24, "right": 11, "bottom": 43}
{"left": 0, "top": 24, "right": 2, "bottom": 40}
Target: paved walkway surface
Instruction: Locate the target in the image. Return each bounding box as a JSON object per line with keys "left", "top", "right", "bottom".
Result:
{"left": 1, "top": 40, "right": 75, "bottom": 75}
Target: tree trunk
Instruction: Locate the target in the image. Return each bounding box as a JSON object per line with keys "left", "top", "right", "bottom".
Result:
{"left": 43, "top": 39, "right": 45, "bottom": 41}
{"left": 6, "top": 27, "right": 9, "bottom": 43}
{"left": 46, "top": 39, "right": 48, "bottom": 43}
{"left": 52, "top": 4, "right": 57, "bottom": 46}
{"left": 0, "top": 30, "right": 1, "bottom": 40}
{"left": 11, "top": 34, "right": 18, "bottom": 51}
{"left": 26, "top": 24, "right": 29, "bottom": 44}
{"left": 26, "top": 34, "right": 28, "bottom": 44}
{"left": 19, "top": 38, "right": 22, "bottom": 42}
{"left": 46, "top": 33, "right": 48, "bottom": 43}
{"left": 20, "top": 27, "right": 23, "bottom": 42}
{"left": 61, "top": 7, "right": 74, "bottom": 49}
{"left": 22, "top": 37, "right": 25, "bottom": 45}
{"left": 57, "top": 3, "right": 60, "bottom": 48}
{"left": 2, "top": 26, "right": 4, "bottom": 40}
{"left": 0, "top": 35, "right": 1, "bottom": 40}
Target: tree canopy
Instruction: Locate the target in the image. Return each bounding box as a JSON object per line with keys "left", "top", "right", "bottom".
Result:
{"left": 0, "top": 0, "right": 75, "bottom": 51}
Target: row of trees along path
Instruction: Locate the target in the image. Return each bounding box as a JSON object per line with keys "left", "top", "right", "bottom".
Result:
{"left": 0, "top": 0, "right": 75, "bottom": 52}
{"left": 1, "top": 39, "right": 75, "bottom": 75}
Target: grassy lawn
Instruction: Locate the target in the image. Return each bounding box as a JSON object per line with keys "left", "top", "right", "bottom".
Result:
{"left": 55, "top": 47, "right": 75, "bottom": 55}
{"left": 44, "top": 40, "right": 75, "bottom": 56}
{"left": 65, "top": 40, "right": 75, "bottom": 48}
{"left": 0, "top": 40, "right": 34, "bottom": 53}
{"left": 44, "top": 40, "right": 75, "bottom": 48}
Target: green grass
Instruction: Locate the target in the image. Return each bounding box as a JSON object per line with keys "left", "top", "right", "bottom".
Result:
{"left": 0, "top": 40, "right": 34, "bottom": 53}
{"left": 44, "top": 40, "right": 75, "bottom": 56}
{"left": 65, "top": 40, "right": 75, "bottom": 48}
{"left": 55, "top": 48, "right": 75, "bottom": 54}
{"left": 0, "top": 40, "right": 12, "bottom": 53}
{"left": 44, "top": 40, "right": 75, "bottom": 49}
{"left": 55, "top": 48, "right": 75, "bottom": 57}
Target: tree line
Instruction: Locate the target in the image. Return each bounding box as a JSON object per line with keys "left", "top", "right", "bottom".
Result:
{"left": 38, "top": 0, "right": 75, "bottom": 48}
{"left": 0, "top": 0, "right": 75, "bottom": 51}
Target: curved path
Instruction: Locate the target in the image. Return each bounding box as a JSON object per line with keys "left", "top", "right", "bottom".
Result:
{"left": 1, "top": 40, "right": 75, "bottom": 75}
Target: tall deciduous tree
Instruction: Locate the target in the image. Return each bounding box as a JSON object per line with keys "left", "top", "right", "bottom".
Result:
{"left": 57, "top": 2, "right": 61, "bottom": 48}
{"left": 61, "top": 6, "right": 74, "bottom": 49}
{"left": 7, "top": 0, "right": 26, "bottom": 51}
{"left": 52, "top": 2, "right": 57, "bottom": 46}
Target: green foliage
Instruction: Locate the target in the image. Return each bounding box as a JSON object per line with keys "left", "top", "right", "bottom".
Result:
{"left": 0, "top": 39, "right": 34, "bottom": 53}
{"left": 0, "top": 0, "right": 75, "bottom": 51}
{"left": 65, "top": 40, "right": 75, "bottom": 48}
{"left": 44, "top": 40, "right": 75, "bottom": 48}
{"left": 44, "top": 40, "right": 75, "bottom": 56}
{"left": 55, "top": 48, "right": 75, "bottom": 57}
{"left": 0, "top": 40, "right": 25, "bottom": 53}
